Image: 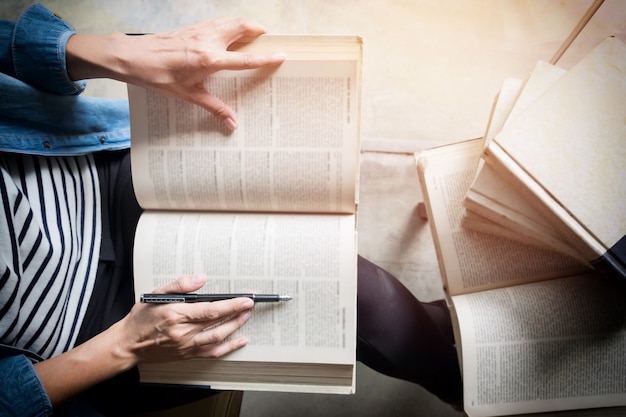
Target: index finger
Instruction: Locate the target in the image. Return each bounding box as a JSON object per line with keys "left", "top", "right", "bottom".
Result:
{"left": 214, "top": 50, "right": 286, "bottom": 71}
{"left": 182, "top": 297, "right": 255, "bottom": 323}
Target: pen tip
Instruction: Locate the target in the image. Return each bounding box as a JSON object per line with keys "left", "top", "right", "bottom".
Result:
{"left": 281, "top": 295, "right": 293, "bottom": 302}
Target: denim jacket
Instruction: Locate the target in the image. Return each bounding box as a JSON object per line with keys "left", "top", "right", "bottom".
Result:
{"left": 0, "top": 3, "right": 131, "bottom": 416}
{"left": 0, "top": 3, "right": 131, "bottom": 156}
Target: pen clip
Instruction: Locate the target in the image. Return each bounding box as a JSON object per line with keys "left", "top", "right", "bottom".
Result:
{"left": 141, "top": 295, "right": 186, "bottom": 303}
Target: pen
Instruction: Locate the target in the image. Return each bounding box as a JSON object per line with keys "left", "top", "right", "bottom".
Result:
{"left": 140, "top": 293, "right": 293, "bottom": 304}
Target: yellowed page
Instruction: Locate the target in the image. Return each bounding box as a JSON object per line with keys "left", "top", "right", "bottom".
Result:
{"left": 465, "top": 166, "right": 586, "bottom": 261}
{"left": 490, "top": 37, "right": 626, "bottom": 257}
{"left": 460, "top": 210, "right": 565, "bottom": 253}
{"left": 479, "top": 77, "right": 525, "bottom": 151}
{"left": 416, "top": 139, "right": 588, "bottom": 296}
{"left": 128, "top": 35, "right": 361, "bottom": 214}
{"left": 454, "top": 274, "right": 626, "bottom": 417}
{"left": 139, "top": 360, "right": 355, "bottom": 394}
{"left": 465, "top": 62, "right": 575, "bottom": 256}
{"left": 133, "top": 211, "right": 357, "bottom": 393}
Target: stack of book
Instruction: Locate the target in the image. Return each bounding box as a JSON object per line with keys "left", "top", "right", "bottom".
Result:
{"left": 416, "top": 36, "right": 626, "bottom": 417}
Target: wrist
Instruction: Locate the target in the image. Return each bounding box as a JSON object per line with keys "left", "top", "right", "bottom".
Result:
{"left": 105, "top": 317, "right": 141, "bottom": 371}
{"left": 65, "top": 32, "right": 131, "bottom": 82}
{"left": 32, "top": 319, "right": 138, "bottom": 405}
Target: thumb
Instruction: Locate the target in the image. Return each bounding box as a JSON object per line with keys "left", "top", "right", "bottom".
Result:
{"left": 153, "top": 274, "right": 207, "bottom": 294}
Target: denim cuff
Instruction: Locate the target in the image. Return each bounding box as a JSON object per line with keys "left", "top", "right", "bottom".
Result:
{"left": 0, "top": 355, "right": 52, "bottom": 416}
{"left": 12, "top": 3, "right": 86, "bottom": 95}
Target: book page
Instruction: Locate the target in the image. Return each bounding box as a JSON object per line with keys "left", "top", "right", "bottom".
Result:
{"left": 465, "top": 62, "right": 573, "bottom": 255}
{"left": 464, "top": 163, "right": 586, "bottom": 262}
{"left": 479, "top": 77, "right": 524, "bottom": 151}
{"left": 490, "top": 37, "right": 626, "bottom": 257}
{"left": 503, "top": 408, "right": 626, "bottom": 417}
{"left": 454, "top": 274, "right": 626, "bottom": 417}
{"left": 129, "top": 36, "right": 361, "bottom": 214}
{"left": 133, "top": 211, "right": 357, "bottom": 366}
{"left": 138, "top": 360, "right": 355, "bottom": 394}
{"left": 416, "top": 139, "right": 589, "bottom": 296}
{"left": 460, "top": 210, "right": 566, "bottom": 254}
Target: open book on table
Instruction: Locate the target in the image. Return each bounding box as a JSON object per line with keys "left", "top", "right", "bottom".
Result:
{"left": 416, "top": 138, "right": 626, "bottom": 417}
{"left": 127, "top": 35, "right": 362, "bottom": 394}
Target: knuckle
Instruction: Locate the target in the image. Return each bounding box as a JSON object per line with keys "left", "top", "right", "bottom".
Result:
{"left": 241, "top": 53, "right": 256, "bottom": 68}
{"left": 208, "top": 348, "right": 227, "bottom": 358}
{"left": 161, "top": 308, "right": 183, "bottom": 323}
{"left": 203, "top": 306, "right": 223, "bottom": 321}
{"left": 197, "top": 52, "right": 218, "bottom": 69}
{"left": 168, "top": 328, "right": 187, "bottom": 343}
{"left": 211, "top": 103, "right": 230, "bottom": 119}
{"left": 204, "top": 328, "right": 228, "bottom": 346}
{"left": 229, "top": 17, "right": 248, "bottom": 31}
{"left": 159, "top": 310, "right": 187, "bottom": 334}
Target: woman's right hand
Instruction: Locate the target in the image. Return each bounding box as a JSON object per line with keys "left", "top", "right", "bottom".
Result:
{"left": 117, "top": 274, "right": 255, "bottom": 364}
{"left": 34, "top": 274, "right": 254, "bottom": 406}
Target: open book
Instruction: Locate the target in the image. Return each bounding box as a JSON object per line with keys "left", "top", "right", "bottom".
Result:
{"left": 467, "top": 37, "right": 626, "bottom": 279}
{"left": 416, "top": 138, "right": 626, "bottom": 417}
{"left": 127, "top": 35, "right": 362, "bottom": 394}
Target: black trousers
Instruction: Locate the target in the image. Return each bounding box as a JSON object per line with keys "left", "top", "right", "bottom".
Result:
{"left": 73, "top": 150, "right": 462, "bottom": 415}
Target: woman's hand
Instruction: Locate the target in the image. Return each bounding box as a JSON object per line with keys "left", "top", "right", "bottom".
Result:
{"left": 66, "top": 16, "right": 285, "bottom": 130}
{"left": 118, "top": 274, "right": 255, "bottom": 363}
{"left": 34, "top": 274, "right": 254, "bottom": 406}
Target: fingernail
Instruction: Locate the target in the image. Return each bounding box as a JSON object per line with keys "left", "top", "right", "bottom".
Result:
{"left": 274, "top": 52, "right": 286, "bottom": 60}
{"left": 242, "top": 310, "right": 252, "bottom": 321}
{"left": 241, "top": 298, "right": 254, "bottom": 309}
{"left": 224, "top": 117, "right": 237, "bottom": 131}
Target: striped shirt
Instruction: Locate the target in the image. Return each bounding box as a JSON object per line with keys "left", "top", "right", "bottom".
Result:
{"left": 0, "top": 153, "right": 100, "bottom": 359}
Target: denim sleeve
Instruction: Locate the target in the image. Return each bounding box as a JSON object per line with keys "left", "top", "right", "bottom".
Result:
{"left": 0, "top": 3, "right": 86, "bottom": 95}
{"left": 0, "top": 72, "right": 131, "bottom": 156}
{"left": 0, "top": 355, "right": 52, "bottom": 417}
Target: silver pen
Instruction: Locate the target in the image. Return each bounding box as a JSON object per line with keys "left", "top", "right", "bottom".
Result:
{"left": 140, "top": 293, "right": 293, "bottom": 304}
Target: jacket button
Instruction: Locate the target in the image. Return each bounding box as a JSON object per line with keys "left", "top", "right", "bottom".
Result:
{"left": 43, "top": 142, "right": 51, "bottom": 150}
{"left": 99, "top": 136, "right": 106, "bottom": 144}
